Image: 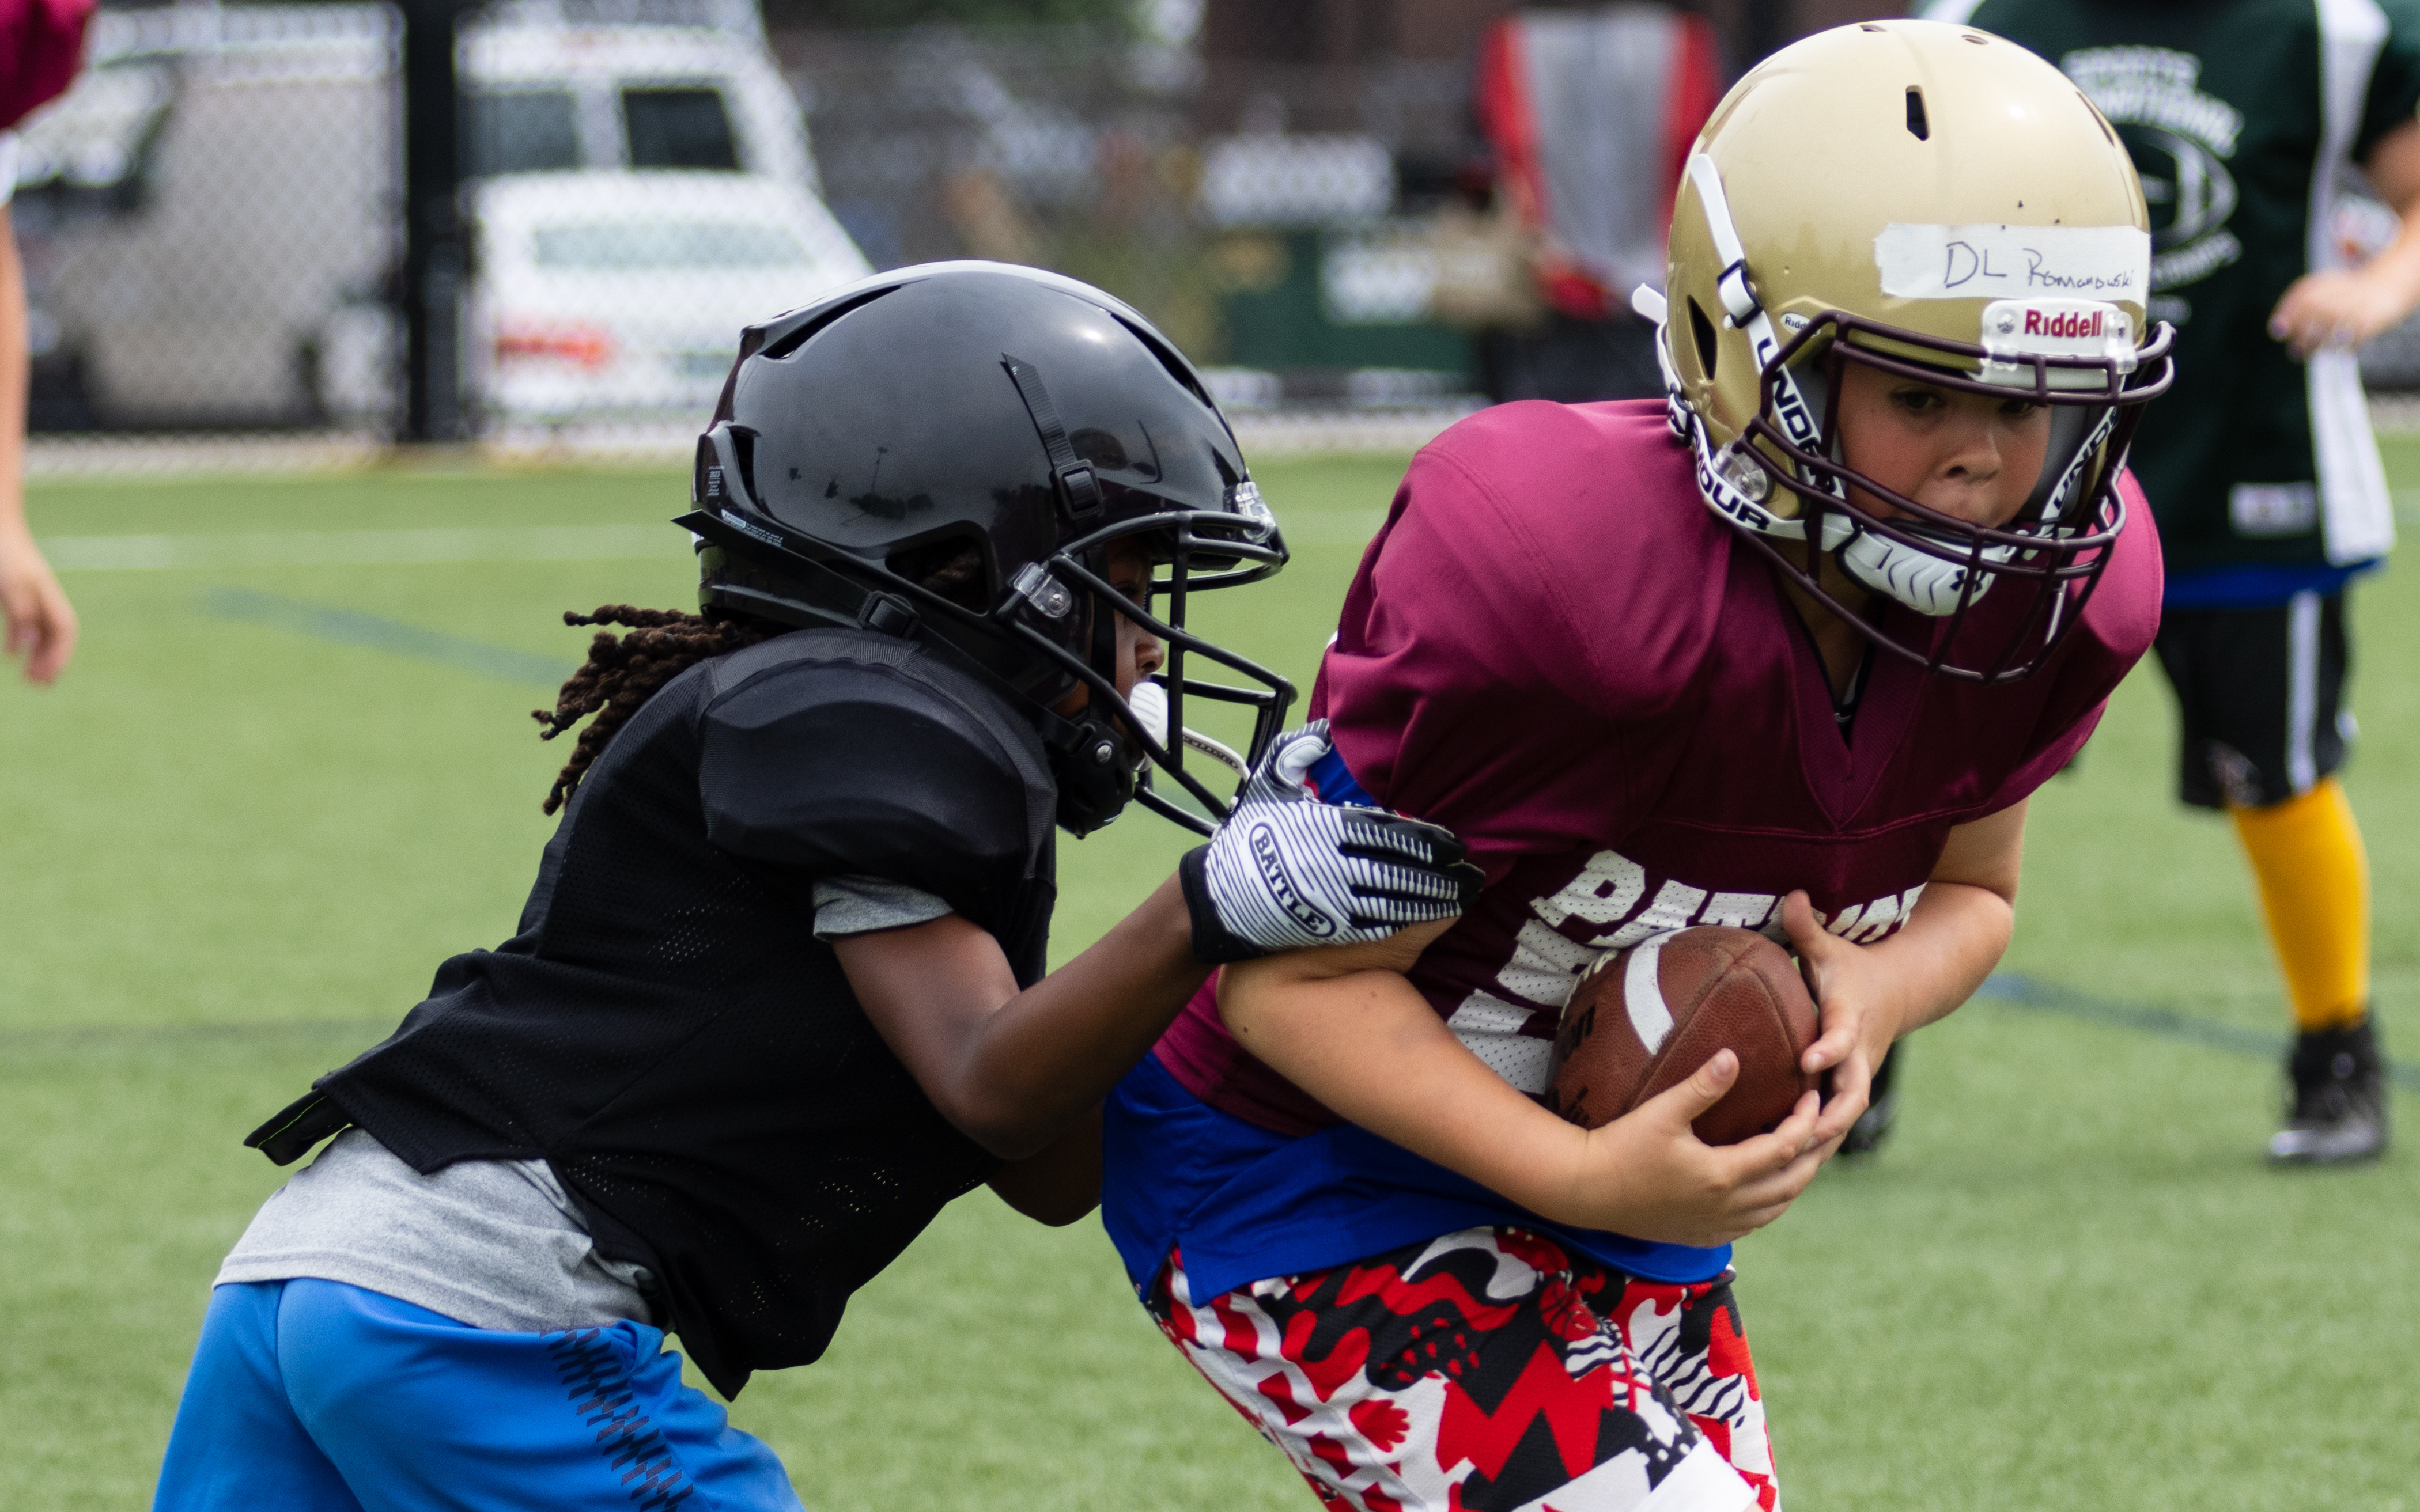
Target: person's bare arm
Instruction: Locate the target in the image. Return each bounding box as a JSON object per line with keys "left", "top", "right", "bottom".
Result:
{"left": 831, "top": 874, "right": 1207, "bottom": 1162}
{"left": 0, "top": 206, "right": 74, "bottom": 685}
{"left": 2271, "top": 118, "right": 2420, "bottom": 355}
{"left": 982, "top": 1105, "right": 1102, "bottom": 1225}
{"left": 1217, "top": 802, "right": 2026, "bottom": 1246}
{"left": 1216, "top": 919, "right": 1828, "bottom": 1248}
{"left": 1794, "top": 798, "right": 2027, "bottom": 1146}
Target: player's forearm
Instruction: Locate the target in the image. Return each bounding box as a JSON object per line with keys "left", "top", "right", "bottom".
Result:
{"left": 1858, "top": 798, "right": 2024, "bottom": 1038}
{"left": 2355, "top": 213, "right": 2420, "bottom": 321}
{"left": 950, "top": 874, "right": 1207, "bottom": 1151}
{"left": 1856, "top": 880, "right": 2013, "bottom": 1039}
{"left": 1219, "top": 957, "right": 1589, "bottom": 1217}
{"left": 984, "top": 1104, "right": 1103, "bottom": 1225}
{"left": 0, "top": 207, "right": 27, "bottom": 535}
{"left": 840, "top": 876, "right": 1208, "bottom": 1159}
{"left": 2364, "top": 120, "right": 2420, "bottom": 319}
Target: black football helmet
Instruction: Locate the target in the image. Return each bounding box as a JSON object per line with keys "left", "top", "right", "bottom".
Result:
{"left": 678, "top": 261, "right": 1293, "bottom": 836}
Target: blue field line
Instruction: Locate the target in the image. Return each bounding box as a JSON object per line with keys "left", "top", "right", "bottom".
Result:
{"left": 202, "top": 588, "right": 569, "bottom": 687}
{"left": 1977, "top": 972, "right": 2420, "bottom": 1092}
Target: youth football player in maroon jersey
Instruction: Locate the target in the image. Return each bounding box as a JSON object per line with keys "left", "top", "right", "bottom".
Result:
{"left": 1098, "top": 22, "right": 2174, "bottom": 1512}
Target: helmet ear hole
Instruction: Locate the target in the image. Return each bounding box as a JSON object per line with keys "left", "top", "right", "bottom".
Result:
{"left": 886, "top": 534, "right": 992, "bottom": 612}
{"left": 730, "top": 427, "right": 760, "bottom": 506}
{"left": 1687, "top": 297, "right": 1719, "bottom": 381}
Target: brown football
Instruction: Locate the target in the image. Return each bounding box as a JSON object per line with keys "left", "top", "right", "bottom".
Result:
{"left": 1545, "top": 926, "right": 1822, "bottom": 1145}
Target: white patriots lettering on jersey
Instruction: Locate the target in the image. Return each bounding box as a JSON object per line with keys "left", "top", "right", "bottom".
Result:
{"left": 1529, "top": 850, "right": 1647, "bottom": 927}
{"left": 1696, "top": 890, "right": 1779, "bottom": 932}
{"left": 1492, "top": 919, "right": 1598, "bottom": 1004}
{"left": 1594, "top": 880, "right": 1708, "bottom": 949}
{"left": 1440, "top": 847, "right": 1929, "bottom": 1094}
{"left": 1815, "top": 884, "right": 1926, "bottom": 943}
{"left": 1443, "top": 989, "right": 1557, "bottom": 1093}
{"left": 1450, "top": 920, "right": 1597, "bottom": 1097}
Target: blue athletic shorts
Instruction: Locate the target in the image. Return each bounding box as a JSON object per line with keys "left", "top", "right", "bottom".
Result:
{"left": 152, "top": 1279, "right": 804, "bottom": 1512}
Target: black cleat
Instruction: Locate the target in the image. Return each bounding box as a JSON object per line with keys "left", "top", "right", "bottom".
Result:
{"left": 1838, "top": 1042, "right": 1900, "bottom": 1158}
{"left": 2268, "top": 1015, "right": 2388, "bottom": 1165}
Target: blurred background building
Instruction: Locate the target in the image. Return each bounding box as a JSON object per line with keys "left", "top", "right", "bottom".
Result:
{"left": 16, "top": 0, "right": 2420, "bottom": 455}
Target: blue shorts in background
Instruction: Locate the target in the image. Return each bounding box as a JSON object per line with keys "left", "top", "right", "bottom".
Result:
{"left": 153, "top": 1279, "right": 803, "bottom": 1512}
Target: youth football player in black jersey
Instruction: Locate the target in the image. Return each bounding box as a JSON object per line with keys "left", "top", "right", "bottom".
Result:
{"left": 1934, "top": 0, "right": 2420, "bottom": 1163}
{"left": 148, "top": 264, "right": 1481, "bottom": 1512}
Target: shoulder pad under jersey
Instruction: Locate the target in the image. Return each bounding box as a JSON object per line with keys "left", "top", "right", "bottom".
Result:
{"left": 697, "top": 628, "right": 1056, "bottom": 931}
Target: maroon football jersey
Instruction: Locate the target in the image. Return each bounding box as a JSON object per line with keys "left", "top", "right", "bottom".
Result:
{"left": 1159, "top": 398, "right": 2162, "bottom": 1134}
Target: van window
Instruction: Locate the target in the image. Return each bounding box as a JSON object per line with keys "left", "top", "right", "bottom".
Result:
{"left": 532, "top": 221, "right": 809, "bottom": 270}
{"left": 464, "top": 89, "right": 583, "bottom": 176}
{"left": 623, "top": 88, "right": 740, "bottom": 171}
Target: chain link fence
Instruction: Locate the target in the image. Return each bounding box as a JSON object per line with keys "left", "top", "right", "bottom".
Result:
{"left": 18, "top": 3, "right": 398, "bottom": 437}
{"left": 20, "top": 0, "right": 2420, "bottom": 473}
{"left": 19, "top": 0, "right": 1729, "bottom": 468}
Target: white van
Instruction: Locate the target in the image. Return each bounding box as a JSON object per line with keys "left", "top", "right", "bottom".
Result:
{"left": 17, "top": 2, "right": 861, "bottom": 430}
{"left": 463, "top": 170, "right": 869, "bottom": 422}
{"left": 460, "top": 21, "right": 816, "bottom": 191}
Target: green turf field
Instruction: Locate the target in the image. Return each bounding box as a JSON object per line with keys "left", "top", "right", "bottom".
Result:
{"left": 5, "top": 445, "right": 2413, "bottom": 1510}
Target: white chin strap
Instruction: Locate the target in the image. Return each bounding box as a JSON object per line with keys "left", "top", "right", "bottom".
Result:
{"left": 1837, "top": 403, "right": 2117, "bottom": 619}
{"left": 1126, "top": 679, "right": 1249, "bottom": 778}
{"left": 1836, "top": 528, "right": 2011, "bottom": 617}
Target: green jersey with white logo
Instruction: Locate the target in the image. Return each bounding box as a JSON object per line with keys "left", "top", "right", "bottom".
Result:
{"left": 1935, "top": 0, "right": 2420, "bottom": 579}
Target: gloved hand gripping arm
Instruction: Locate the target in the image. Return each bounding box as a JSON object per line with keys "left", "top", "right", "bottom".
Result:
{"left": 1180, "top": 721, "right": 1484, "bottom": 963}
{"left": 832, "top": 723, "right": 1480, "bottom": 1221}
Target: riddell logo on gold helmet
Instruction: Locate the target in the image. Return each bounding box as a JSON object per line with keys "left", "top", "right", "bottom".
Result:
{"left": 2021, "top": 308, "right": 2107, "bottom": 339}
{"left": 1980, "top": 298, "right": 2133, "bottom": 365}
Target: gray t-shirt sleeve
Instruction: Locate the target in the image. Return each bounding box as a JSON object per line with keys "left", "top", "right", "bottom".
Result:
{"left": 810, "top": 874, "right": 953, "bottom": 941}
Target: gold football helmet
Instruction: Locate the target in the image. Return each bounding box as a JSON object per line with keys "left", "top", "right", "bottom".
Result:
{"left": 1639, "top": 18, "right": 2174, "bottom": 682}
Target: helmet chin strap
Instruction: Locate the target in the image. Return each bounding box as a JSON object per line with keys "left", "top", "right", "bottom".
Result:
{"left": 1126, "top": 679, "right": 1248, "bottom": 778}
{"left": 1639, "top": 281, "right": 1856, "bottom": 566}
{"left": 1836, "top": 527, "right": 2011, "bottom": 616}
{"left": 1822, "top": 393, "right": 2120, "bottom": 617}
{"left": 1654, "top": 157, "right": 1859, "bottom": 565}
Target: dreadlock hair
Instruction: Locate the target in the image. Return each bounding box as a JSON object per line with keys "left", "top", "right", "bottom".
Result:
{"left": 531, "top": 540, "right": 990, "bottom": 815}
{"left": 532, "top": 607, "right": 781, "bottom": 814}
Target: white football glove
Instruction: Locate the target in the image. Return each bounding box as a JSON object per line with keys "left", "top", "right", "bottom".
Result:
{"left": 1180, "top": 721, "right": 1484, "bottom": 964}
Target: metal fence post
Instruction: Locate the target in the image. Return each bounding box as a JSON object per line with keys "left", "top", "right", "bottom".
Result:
{"left": 1741, "top": 0, "right": 1789, "bottom": 69}
{"left": 402, "top": 0, "right": 467, "bottom": 442}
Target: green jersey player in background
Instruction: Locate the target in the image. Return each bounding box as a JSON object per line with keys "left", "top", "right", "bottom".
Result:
{"left": 1929, "top": 0, "right": 2420, "bottom": 1162}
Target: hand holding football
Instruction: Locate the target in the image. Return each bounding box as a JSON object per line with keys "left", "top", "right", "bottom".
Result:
{"left": 1545, "top": 926, "right": 1822, "bottom": 1145}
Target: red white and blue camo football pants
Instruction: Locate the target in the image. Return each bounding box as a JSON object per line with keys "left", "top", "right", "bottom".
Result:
{"left": 1146, "top": 1227, "right": 1778, "bottom": 1512}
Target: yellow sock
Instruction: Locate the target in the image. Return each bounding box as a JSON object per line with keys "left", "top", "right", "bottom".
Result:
{"left": 2230, "top": 777, "right": 2370, "bottom": 1033}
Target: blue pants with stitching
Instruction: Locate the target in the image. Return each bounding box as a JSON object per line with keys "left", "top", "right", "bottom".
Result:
{"left": 152, "top": 1280, "right": 805, "bottom": 1512}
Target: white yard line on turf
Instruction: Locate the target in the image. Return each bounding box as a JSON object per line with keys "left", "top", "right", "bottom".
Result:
{"left": 41, "top": 525, "right": 685, "bottom": 570}
{"left": 22, "top": 406, "right": 1482, "bottom": 480}
{"left": 41, "top": 511, "right": 1391, "bottom": 570}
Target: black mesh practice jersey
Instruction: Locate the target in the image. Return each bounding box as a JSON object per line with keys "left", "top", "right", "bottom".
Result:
{"left": 263, "top": 627, "right": 1060, "bottom": 1399}
{"left": 1948, "top": 0, "right": 2420, "bottom": 575}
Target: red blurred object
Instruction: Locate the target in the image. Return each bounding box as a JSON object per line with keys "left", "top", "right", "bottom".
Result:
{"left": 0, "top": 0, "right": 96, "bottom": 132}
{"left": 1474, "top": 6, "right": 1722, "bottom": 321}
{"left": 494, "top": 320, "right": 618, "bottom": 370}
